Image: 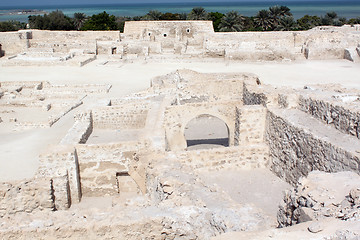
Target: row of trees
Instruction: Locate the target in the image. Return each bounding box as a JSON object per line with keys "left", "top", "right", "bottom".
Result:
{"left": 1, "top": 6, "right": 360, "bottom": 32}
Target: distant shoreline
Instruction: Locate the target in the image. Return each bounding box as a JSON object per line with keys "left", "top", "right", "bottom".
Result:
{"left": 0, "top": 10, "right": 47, "bottom": 16}
{"left": 0, "top": 0, "right": 359, "bottom": 22}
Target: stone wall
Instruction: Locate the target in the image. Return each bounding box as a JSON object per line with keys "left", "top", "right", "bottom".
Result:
{"left": 174, "top": 145, "right": 269, "bottom": 170}
{"left": 298, "top": 95, "right": 360, "bottom": 139}
{"left": 2, "top": 24, "right": 360, "bottom": 60}
{"left": 37, "top": 146, "right": 81, "bottom": 209}
{"left": 60, "top": 111, "right": 93, "bottom": 145}
{"left": 92, "top": 105, "right": 149, "bottom": 129}
{"left": 243, "top": 82, "right": 267, "bottom": 106}
{"left": 239, "top": 105, "right": 267, "bottom": 144}
{"left": 164, "top": 101, "right": 239, "bottom": 151}
{"left": 0, "top": 178, "right": 54, "bottom": 217}
{"left": 303, "top": 27, "right": 360, "bottom": 59}
{"left": 204, "top": 31, "right": 301, "bottom": 60}
{"left": 0, "top": 30, "right": 30, "bottom": 56}
{"left": 76, "top": 142, "right": 147, "bottom": 197}
{"left": 124, "top": 21, "right": 214, "bottom": 39}
{"left": 266, "top": 109, "right": 360, "bottom": 185}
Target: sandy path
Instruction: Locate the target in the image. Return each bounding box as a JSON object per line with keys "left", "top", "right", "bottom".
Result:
{"left": 1, "top": 58, "right": 359, "bottom": 89}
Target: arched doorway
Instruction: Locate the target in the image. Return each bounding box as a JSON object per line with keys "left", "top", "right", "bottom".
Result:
{"left": 184, "top": 114, "right": 229, "bottom": 150}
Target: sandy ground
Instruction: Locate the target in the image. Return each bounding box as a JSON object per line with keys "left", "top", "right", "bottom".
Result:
{"left": 1, "top": 58, "right": 360, "bottom": 181}
{"left": 198, "top": 168, "right": 291, "bottom": 224}
{"left": 1, "top": 58, "right": 360, "bottom": 90}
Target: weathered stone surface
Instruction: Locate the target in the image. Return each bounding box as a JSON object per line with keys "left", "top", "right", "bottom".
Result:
{"left": 277, "top": 171, "right": 360, "bottom": 227}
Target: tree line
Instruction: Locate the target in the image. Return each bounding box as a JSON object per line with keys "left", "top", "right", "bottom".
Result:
{"left": 1, "top": 6, "right": 360, "bottom": 32}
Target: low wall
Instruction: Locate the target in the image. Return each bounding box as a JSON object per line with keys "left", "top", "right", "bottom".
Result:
{"left": 37, "top": 146, "right": 81, "bottom": 209}
{"left": 266, "top": 109, "right": 360, "bottom": 185}
{"left": 243, "top": 82, "right": 267, "bottom": 106}
{"left": 60, "top": 111, "right": 93, "bottom": 144}
{"left": 298, "top": 96, "right": 360, "bottom": 139}
{"left": 92, "top": 105, "right": 149, "bottom": 129}
{"left": 239, "top": 105, "right": 267, "bottom": 145}
{"left": 0, "top": 178, "right": 54, "bottom": 217}
{"left": 76, "top": 142, "right": 148, "bottom": 197}
{"left": 0, "top": 31, "right": 29, "bottom": 56}
{"left": 174, "top": 144, "right": 269, "bottom": 170}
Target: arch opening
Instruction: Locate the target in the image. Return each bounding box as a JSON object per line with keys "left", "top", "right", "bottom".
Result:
{"left": 184, "top": 114, "right": 229, "bottom": 150}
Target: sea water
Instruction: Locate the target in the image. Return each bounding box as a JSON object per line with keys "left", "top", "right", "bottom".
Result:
{"left": 0, "top": 1, "right": 359, "bottom": 23}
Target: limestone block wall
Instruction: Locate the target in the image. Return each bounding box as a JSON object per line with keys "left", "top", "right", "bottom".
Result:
{"left": 298, "top": 95, "right": 360, "bottom": 139}
{"left": 0, "top": 178, "right": 54, "bottom": 217}
{"left": 37, "top": 146, "right": 81, "bottom": 208}
{"left": 243, "top": 82, "right": 267, "bottom": 106}
{"left": 76, "top": 143, "right": 146, "bottom": 197}
{"left": 180, "top": 79, "right": 244, "bottom": 103}
{"left": 204, "top": 31, "right": 298, "bottom": 60}
{"left": 0, "top": 31, "right": 30, "bottom": 56}
{"left": 124, "top": 21, "right": 214, "bottom": 40}
{"left": 92, "top": 105, "right": 149, "bottom": 129}
{"left": 60, "top": 111, "right": 93, "bottom": 144}
{"left": 303, "top": 28, "right": 360, "bottom": 59}
{"left": 239, "top": 105, "right": 267, "bottom": 144}
{"left": 266, "top": 109, "right": 360, "bottom": 185}
{"left": 29, "top": 30, "right": 120, "bottom": 54}
{"left": 174, "top": 145, "right": 269, "bottom": 170}
{"left": 164, "top": 101, "right": 239, "bottom": 151}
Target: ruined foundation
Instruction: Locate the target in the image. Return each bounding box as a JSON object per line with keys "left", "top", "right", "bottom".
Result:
{"left": 0, "top": 22, "right": 360, "bottom": 239}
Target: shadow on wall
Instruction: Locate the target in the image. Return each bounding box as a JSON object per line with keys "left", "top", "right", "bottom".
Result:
{"left": 186, "top": 138, "right": 229, "bottom": 147}
{"left": 184, "top": 114, "right": 230, "bottom": 149}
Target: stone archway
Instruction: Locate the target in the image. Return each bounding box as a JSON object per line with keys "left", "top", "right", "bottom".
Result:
{"left": 184, "top": 114, "right": 230, "bottom": 150}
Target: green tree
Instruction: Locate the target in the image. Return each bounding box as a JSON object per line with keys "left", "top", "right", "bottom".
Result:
{"left": 297, "top": 15, "right": 321, "bottom": 30}
{"left": 73, "top": 12, "right": 86, "bottom": 30}
{"left": 254, "top": 9, "right": 272, "bottom": 31}
{"left": 0, "top": 21, "right": 26, "bottom": 32}
{"left": 321, "top": 11, "right": 337, "bottom": 25}
{"left": 143, "top": 10, "right": 162, "bottom": 20}
{"left": 28, "top": 11, "right": 74, "bottom": 30}
{"left": 160, "top": 12, "right": 184, "bottom": 20}
{"left": 187, "top": 7, "right": 208, "bottom": 20}
{"left": 116, "top": 16, "right": 131, "bottom": 33}
{"left": 218, "top": 11, "right": 244, "bottom": 32}
{"left": 208, "top": 12, "right": 225, "bottom": 32}
{"left": 132, "top": 16, "right": 142, "bottom": 21}
{"left": 348, "top": 17, "right": 360, "bottom": 25}
{"left": 269, "top": 5, "right": 292, "bottom": 29}
{"left": 275, "top": 16, "right": 298, "bottom": 31}
{"left": 81, "top": 11, "right": 118, "bottom": 30}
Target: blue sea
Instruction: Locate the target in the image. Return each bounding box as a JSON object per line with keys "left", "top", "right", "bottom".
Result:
{"left": 0, "top": 1, "right": 359, "bottom": 22}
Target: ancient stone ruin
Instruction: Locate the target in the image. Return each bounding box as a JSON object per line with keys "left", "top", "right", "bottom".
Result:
{"left": 0, "top": 21, "right": 359, "bottom": 239}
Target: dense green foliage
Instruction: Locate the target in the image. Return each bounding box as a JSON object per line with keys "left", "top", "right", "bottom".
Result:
{"left": 0, "top": 6, "right": 359, "bottom": 32}
{"left": 81, "top": 11, "right": 118, "bottom": 30}
{"left": 0, "top": 21, "right": 26, "bottom": 32}
{"left": 28, "top": 10, "right": 74, "bottom": 30}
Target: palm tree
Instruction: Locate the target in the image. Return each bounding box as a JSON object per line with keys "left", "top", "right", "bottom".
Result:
{"left": 255, "top": 9, "right": 272, "bottom": 30}
{"left": 143, "top": 10, "right": 162, "bottom": 20}
{"left": 269, "top": 5, "right": 282, "bottom": 26}
{"left": 275, "top": 16, "right": 298, "bottom": 31}
{"left": 187, "top": 7, "right": 208, "bottom": 20}
{"left": 279, "top": 6, "right": 292, "bottom": 17}
{"left": 218, "top": 11, "right": 244, "bottom": 32}
{"left": 269, "top": 5, "right": 292, "bottom": 29}
{"left": 321, "top": 11, "right": 338, "bottom": 25}
{"left": 73, "top": 12, "right": 86, "bottom": 30}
